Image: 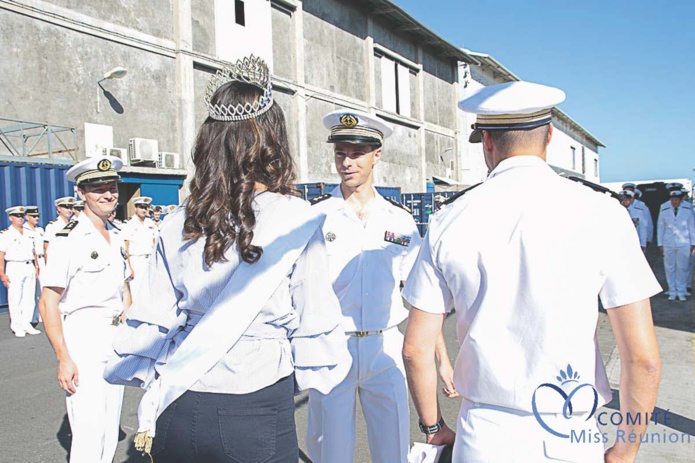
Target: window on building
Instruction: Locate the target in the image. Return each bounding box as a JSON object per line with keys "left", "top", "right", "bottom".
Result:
{"left": 594, "top": 158, "right": 599, "bottom": 177}
{"left": 379, "top": 55, "right": 412, "bottom": 117}
{"left": 571, "top": 146, "right": 576, "bottom": 170}
{"left": 235, "top": 0, "right": 245, "bottom": 26}
{"left": 581, "top": 146, "right": 586, "bottom": 174}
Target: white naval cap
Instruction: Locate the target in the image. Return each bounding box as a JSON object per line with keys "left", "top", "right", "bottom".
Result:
{"left": 25, "top": 206, "right": 40, "bottom": 216}
{"left": 66, "top": 156, "right": 123, "bottom": 186}
{"left": 668, "top": 182, "right": 684, "bottom": 191}
{"left": 619, "top": 190, "right": 635, "bottom": 198}
{"left": 634, "top": 189, "right": 642, "bottom": 198}
{"left": 669, "top": 190, "right": 684, "bottom": 198}
{"left": 323, "top": 109, "right": 393, "bottom": 147}
{"left": 131, "top": 196, "right": 153, "bottom": 206}
{"left": 164, "top": 204, "right": 178, "bottom": 214}
{"left": 459, "top": 81, "right": 566, "bottom": 143}
{"left": 73, "top": 200, "right": 85, "bottom": 210}
{"left": 54, "top": 196, "right": 75, "bottom": 207}
{"left": 621, "top": 182, "right": 636, "bottom": 190}
{"left": 5, "top": 205, "right": 26, "bottom": 215}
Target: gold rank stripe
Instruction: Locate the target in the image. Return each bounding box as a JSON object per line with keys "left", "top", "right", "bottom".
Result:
{"left": 76, "top": 169, "right": 119, "bottom": 183}
{"left": 476, "top": 109, "right": 552, "bottom": 125}
{"left": 330, "top": 126, "right": 384, "bottom": 143}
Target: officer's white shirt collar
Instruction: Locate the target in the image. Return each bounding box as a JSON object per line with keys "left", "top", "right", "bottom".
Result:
{"left": 329, "top": 184, "right": 387, "bottom": 209}
{"left": 487, "top": 155, "right": 547, "bottom": 180}
{"left": 73, "top": 212, "right": 117, "bottom": 237}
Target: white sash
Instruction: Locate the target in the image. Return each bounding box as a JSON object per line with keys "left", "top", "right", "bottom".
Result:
{"left": 136, "top": 207, "right": 324, "bottom": 438}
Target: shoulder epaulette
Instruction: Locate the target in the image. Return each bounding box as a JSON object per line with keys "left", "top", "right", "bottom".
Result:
{"left": 56, "top": 221, "right": 79, "bottom": 237}
{"left": 109, "top": 220, "right": 121, "bottom": 231}
{"left": 567, "top": 176, "right": 621, "bottom": 201}
{"left": 0, "top": 227, "right": 8, "bottom": 234}
{"left": 309, "top": 194, "right": 332, "bottom": 206}
{"left": 442, "top": 183, "right": 483, "bottom": 206}
{"left": 384, "top": 197, "right": 411, "bottom": 214}
{"left": 660, "top": 205, "right": 669, "bottom": 211}
{"left": 47, "top": 219, "right": 57, "bottom": 225}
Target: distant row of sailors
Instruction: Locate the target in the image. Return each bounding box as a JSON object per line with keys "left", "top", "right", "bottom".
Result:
{"left": 618, "top": 181, "right": 694, "bottom": 300}
{"left": 0, "top": 196, "right": 176, "bottom": 337}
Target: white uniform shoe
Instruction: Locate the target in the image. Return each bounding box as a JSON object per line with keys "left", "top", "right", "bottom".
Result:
{"left": 14, "top": 331, "right": 26, "bottom": 338}
{"left": 668, "top": 295, "right": 676, "bottom": 301}
{"left": 677, "top": 295, "right": 686, "bottom": 301}
{"left": 25, "top": 327, "right": 41, "bottom": 335}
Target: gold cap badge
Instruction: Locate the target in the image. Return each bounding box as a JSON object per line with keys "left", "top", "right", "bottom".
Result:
{"left": 339, "top": 114, "right": 358, "bottom": 128}
{"left": 97, "top": 159, "right": 112, "bottom": 171}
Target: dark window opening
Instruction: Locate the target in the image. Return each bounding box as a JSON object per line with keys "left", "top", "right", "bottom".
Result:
{"left": 235, "top": 0, "right": 246, "bottom": 26}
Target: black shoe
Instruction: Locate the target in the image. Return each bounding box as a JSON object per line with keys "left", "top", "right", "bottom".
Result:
{"left": 31, "top": 322, "right": 39, "bottom": 328}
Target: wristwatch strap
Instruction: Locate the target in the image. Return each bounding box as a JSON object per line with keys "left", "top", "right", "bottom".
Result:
{"left": 418, "top": 417, "right": 445, "bottom": 435}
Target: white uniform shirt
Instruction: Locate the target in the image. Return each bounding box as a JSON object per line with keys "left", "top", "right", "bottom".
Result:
{"left": 23, "top": 224, "right": 45, "bottom": 257}
{"left": 0, "top": 226, "right": 35, "bottom": 261}
{"left": 121, "top": 216, "right": 158, "bottom": 256}
{"left": 312, "top": 186, "right": 421, "bottom": 331}
{"left": 43, "top": 217, "right": 70, "bottom": 246}
{"left": 42, "top": 214, "right": 127, "bottom": 317}
{"left": 625, "top": 205, "right": 648, "bottom": 247}
{"left": 403, "top": 156, "right": 661, "bottom": 413}
{"left": 657, "top": 203, "right": 695, "bottom": 248}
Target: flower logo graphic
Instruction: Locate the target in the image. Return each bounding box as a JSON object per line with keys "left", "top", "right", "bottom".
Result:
{"left": 531, "top": 364, "right": 599, "bottom": 438}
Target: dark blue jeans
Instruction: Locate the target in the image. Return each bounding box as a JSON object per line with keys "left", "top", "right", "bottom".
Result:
{"left": 151, "top": 374, "right": 298, "bottom": 463}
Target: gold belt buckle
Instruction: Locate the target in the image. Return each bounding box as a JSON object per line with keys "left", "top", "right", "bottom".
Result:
{"left": 111, "top": 314, "right": 122, "bottom": 326}
{"left": 353, "top": 330, "right": 368, "bottom": 337}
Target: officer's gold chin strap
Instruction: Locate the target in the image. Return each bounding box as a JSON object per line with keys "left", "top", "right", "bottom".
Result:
{"left": 134, "top": 431, "right": 154, "bottom": 463}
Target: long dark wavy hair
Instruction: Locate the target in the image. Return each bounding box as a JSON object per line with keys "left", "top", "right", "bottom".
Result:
{"left": 184, "top": 81, "right": 296, "bottom": 267}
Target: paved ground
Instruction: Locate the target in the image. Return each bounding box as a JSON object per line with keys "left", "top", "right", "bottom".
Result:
{"left": 0, "top": 246, "right": 691, "bottom": 462}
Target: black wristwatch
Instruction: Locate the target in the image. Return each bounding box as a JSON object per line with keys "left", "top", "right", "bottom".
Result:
{"left": 418, "top": 417, "right": 445, "bottom": 435}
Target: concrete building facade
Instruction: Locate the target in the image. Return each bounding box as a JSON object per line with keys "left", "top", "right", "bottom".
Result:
{"left": 0, "top": 0, "right": 475, "bottom": 197}
{"left": 458, "top": 51, "right": 604, "bottom": 187}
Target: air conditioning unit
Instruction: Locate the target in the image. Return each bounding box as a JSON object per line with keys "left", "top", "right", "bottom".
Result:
{"left": 128, "top": 138, "right": 159, "bottom": 166}
{"left": 158, "top": 152, "right": 180, "bottom": 169}
{"left": 102, "top": 147, "right": 129, "bottom": 165}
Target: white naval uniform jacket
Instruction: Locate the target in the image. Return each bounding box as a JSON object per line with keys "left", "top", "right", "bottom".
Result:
{"left": 23, "top": 224, "right": 45, "bottom": 259}
{"left": 43, "top": 217, "right": 70, "bottom": 248}
{"left": 657, "top": 203, "right": 695, "bottom": 248}
{"left": 627, "top": 201, "right": 649, "bottom": 246}
{"left": 311, "top": 186, "right": 422, "bottom": 331}
{"left": 0, "top": 226, "right": 35, "bottom": 262}
{"left": 41, "top": 214, "right": 127, "bottom": 318}
{"left": 403, "top": 156, "right": 661, "bottom": 413}
{"left": 121, "top": 216, "right": 158, "bottom": 256}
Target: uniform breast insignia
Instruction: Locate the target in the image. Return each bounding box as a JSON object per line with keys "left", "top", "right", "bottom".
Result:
{"left": 384, "top": 197, "right": 411, "bottom": 213}
{"left": 567, "top": 176, "right": 621, "bottom": 201}
{"left": 441, "top": 182, "right": 483, "bottom": 206}
{"left": 309, "top": 194, "right": 332, "bottom": 206}
{"left": 56, "top": 220, "right": 78, "bottom": 237}
{"left": 91, "top": 251, "right": 99, "bottom": 259}
{"left": 325, "top": 232, "right": 336, "bottom": 242}
{"left": 384, "top": 230, "right": 411, "bottom": 247}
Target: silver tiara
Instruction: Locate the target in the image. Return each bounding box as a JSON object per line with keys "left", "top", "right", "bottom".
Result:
{"left": 205, "top": 55, "right": 274, "bottom": 122}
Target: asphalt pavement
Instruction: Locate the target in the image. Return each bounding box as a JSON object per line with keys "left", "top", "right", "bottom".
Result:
{"left": 0, "top": 246, "right": 691, "bottom": 462}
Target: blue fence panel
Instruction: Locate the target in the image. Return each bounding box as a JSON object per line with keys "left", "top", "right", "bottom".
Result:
{"left": 402, "top": 191, "right": 459, "bottom": 237}
{"left": 1, "top": 160, "right": 75, "bottom": 309}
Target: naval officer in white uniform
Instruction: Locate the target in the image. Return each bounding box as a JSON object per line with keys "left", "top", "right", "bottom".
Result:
{"left": 402, "top": 81, "right": 662, "bottom": 463}
{"left": 121, "top": 196, "right": 157, "bottom": 301}
{"left": 622, "top": 183, "right": 653, "bottom": 243}
{"left": 306, "top": 110, "right": 457, "bottom": 463}
{"left": 23, "top": 206, "right": 45, "bottom": 325}
{"left": 40, "top": 156, "right": 131, "bottom": 463}
{"left": 657, "top": 189, "right": 695, "bottom": 301}
{"left": 620, "top": 190, "right": 648, "bottom": 250}
{"left": 43, "top": 196, "right": 75, "bottom": 263}
{"left": 0, "top": 206, "right": 40, "bottom": 337}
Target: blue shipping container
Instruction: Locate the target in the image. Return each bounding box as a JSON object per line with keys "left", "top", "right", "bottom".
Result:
{"left": 1, "top": 159, "right": 75, "bottom": 309}
{"left": 402, "top": 191, "right": 459, "bottom": 237}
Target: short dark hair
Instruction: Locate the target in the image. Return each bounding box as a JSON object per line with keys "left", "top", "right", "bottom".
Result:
{"left": 488, "top": 124, "right": 550, "bottom": 155}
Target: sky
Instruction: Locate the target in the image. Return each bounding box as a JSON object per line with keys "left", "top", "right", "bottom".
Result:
{"left": 392, "top": 0, "right": 694, "bottom": 184}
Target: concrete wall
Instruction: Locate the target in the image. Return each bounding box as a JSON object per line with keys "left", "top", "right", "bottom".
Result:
{"left": 1, "top": 0, "right": 465, "bottom": 193}
{"left": 0, "top": 9, "right": 178, "bottom": 158}
{"left": 45, "top": 0, "right": 173, "bottom": 40}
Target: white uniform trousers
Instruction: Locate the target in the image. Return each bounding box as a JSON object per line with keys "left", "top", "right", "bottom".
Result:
{"left": 128, "top": 254, "right": 151, "bottom": 302}
{"left": 32, "top": 257, "right": 45, "bottom": 324}
{"left": 63, "top": 311, "right": 124, "bottom": 463}
{"left": 453, "top": 399, "right": 604, "bottom": 462}
{"left": 6, "top": 261, "right": 36, "bottom": 335}
{"left": 663, "top": 246, "right": 690, "bottom": 297}
{"left": 687, "top": 249, "right": 693, "bottom": 290}
{"left": 307, "top": 327, "right": 409, "bottom": 463}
